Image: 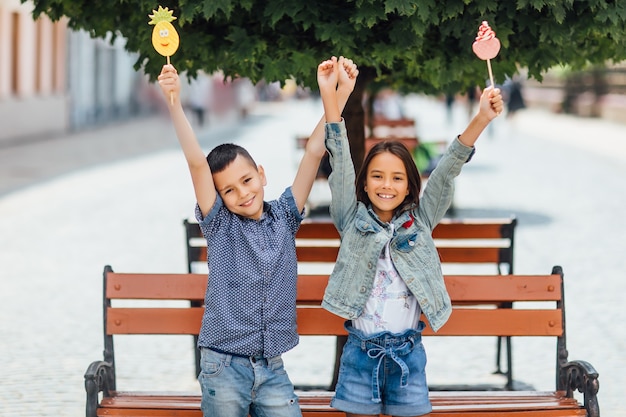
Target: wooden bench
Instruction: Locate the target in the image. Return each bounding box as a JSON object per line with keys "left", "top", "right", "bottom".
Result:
{"left": 184, "top": 216, "right": 519, "bottom": 389}
{"left": 367, "top": 116, "right": 418, "bottom": 140}
{"left": 183, "top": 216, "right": 517, "bottom": 276}
{"left": 84, "top": 265, "right": 600, "bottom": 417}
{"left": 365, "top": 136, "right": 419, "bottom": 153}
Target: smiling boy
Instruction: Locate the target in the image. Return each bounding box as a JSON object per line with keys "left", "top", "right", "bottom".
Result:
{"left": 158, "top": 57, "right": 358, "bottom": 417}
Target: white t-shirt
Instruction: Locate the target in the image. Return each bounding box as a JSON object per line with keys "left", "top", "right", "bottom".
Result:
{"left": 353, "top": 227, "right": 421, "bottom": 335}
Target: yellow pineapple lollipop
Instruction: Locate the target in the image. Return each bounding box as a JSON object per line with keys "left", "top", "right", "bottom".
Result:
{"left": 149, "top": 6, "right": 179, "bottom": 58}
{"left": 149, "top": 6, "right": 180, "bottom": 103}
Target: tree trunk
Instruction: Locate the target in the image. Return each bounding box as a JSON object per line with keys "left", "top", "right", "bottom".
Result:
{"left": 341, "top": 67, "right": 376, "bottom": 176}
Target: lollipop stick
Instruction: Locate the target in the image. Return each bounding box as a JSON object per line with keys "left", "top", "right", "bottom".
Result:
{"left": 167, "top": 56, "right": 173, "bottom": 105}
{"left": 487, "top": 59, "right": 495, "bottom": 90}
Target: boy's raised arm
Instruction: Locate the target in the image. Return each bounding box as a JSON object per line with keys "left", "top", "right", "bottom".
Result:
{"left": 292, "top": 56, "right": 358, "bottom": 212}
{"left": 158, "top": 65, "right": 216, "bottom": 216}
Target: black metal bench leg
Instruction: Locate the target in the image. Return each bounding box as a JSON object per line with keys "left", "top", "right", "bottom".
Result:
{"left": 505, "top": 336, "right": 513, "bottom": 389}
{"left": 330, "top": 336, "right": 347, "bottom": 391}
{"left": 494, "top": 336, "right": 504, "bottom": 374}
{"left": 191, "top": 300, "right": 202, "bottom": 378}
{"left": 494, "top": 335, "right": 514, "bottom": 389}
{"left": 194, "top": 336, "right": 201, "bottom": 377}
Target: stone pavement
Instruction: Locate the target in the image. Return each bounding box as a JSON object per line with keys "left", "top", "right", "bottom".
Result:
{"left": 0, "top": 95, "right": 625, "bottom": 416}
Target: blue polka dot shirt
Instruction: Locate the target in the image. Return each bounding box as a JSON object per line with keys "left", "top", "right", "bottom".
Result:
{"left": 195, "top": 187, "right": 303, "bottom": 357}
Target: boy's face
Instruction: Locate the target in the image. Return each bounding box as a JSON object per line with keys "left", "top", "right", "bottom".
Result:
{"left": 212, "top": 154, "right": 267, "bottom": 220}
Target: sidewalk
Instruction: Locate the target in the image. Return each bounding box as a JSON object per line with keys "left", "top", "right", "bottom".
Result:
{"left": 0, "top": 95, "right": 624, "bottom": 416}
{"left": 0, "top": 110, "right": 247, "bottom": 197}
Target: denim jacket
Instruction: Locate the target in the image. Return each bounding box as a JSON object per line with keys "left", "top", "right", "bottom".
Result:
{"left": 322, "top": 121, "right": 475, "bottom": 332}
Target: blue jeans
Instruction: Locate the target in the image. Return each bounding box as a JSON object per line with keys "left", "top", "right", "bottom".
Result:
{"left": 331, "top": 321, "right": 432, "bottom": 416}
{"left": 198, "top": 348, "right": 302, "bottom": 417}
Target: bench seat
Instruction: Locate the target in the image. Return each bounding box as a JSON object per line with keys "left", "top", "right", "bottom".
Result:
{"left": 97, "top": 390, "right": 586, "bottom": 416}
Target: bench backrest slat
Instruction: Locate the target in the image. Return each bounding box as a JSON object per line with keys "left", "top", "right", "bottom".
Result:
{"left": 193, "top": 244, "right": 534, "bottom": 264}
{"left": 106, "top": 307, "right": 203, "bottom": 335}
{"left": 295, "top": 221, "right": 340, "bottom": 238}
{"left": 106, "top": 273, "right": 206, "bottom": 300}
{"left": 106, "top": 305, "right": 562, "bottom": 337}
{"left": 294, "top": 274, "right": 562, "bottom": 303}
{"left": 296, "top": 308, "right": 563, "bottom": 337}
{"left": 295, "top": 246, "right": 339, "bottom": 262}
{"left": 433, "top": 218, "right": 515, "bottom": 239}
{"left": 437, "top": 247, "right": 503, "bottom": 264}
{"left": 105, "top": 273, "right": 560, "bottom": 303}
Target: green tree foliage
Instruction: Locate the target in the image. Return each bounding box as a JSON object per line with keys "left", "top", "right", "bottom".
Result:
{"left": 27, "top": 0, "right": 626, "bottom": 92}
{"left": 26, "top": 0, "right": 626, "bottom": 170}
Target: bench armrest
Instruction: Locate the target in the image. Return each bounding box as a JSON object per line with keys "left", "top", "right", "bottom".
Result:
{"left": 560, "top": 359, "right": 600, "bottom": 417}
{"left": 84, "top": 360, "right": 114, "bottom": 417}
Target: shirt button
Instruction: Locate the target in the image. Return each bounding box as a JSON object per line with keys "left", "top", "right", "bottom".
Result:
{"left": 408, "top": 240, "right": 415, "bottom": 246}
{"left": 368, "top": 262, "right": 373, "bottom": 269}
{"left": 359, "top": 286, "right": 367, "bottom": 293}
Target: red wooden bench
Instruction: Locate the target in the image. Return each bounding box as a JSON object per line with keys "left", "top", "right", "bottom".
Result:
{"left": 367, "top": 116, "right": 418, "bottom": 140}
{"left": 184, "top": 216, "right": 518, "bottom": 389}
{"left": 84, "top": 265, "right": 599, "bottom": 417}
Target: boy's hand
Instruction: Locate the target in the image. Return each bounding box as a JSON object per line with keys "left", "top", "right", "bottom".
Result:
{"left": 317, "top": 56, "right": 339, "bottom": 95}
{"left": 157, "top": 64, "right": 180, "bottom": 103}
{"left": 337, "top": 56, "right": 358, "bottom": 93}
{"left": 479, "top": 86, "right": 504, "bottom": 120}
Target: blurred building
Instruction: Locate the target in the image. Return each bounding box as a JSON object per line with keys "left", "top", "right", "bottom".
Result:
{"left": 0, "top": 0, "right": 67, "bottom": 144}
{"left": 523, "top": 63, "right": 626, "bottom": 124}
{"left": 0, "top": 0, "right": 154, "bottom": 145}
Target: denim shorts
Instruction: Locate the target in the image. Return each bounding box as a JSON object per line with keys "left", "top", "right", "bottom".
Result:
{"left": 331, "top": 321, "right": 432, "bottom": 416}
{"left": 198, "top": 348, "right": 302, "bottom": 417}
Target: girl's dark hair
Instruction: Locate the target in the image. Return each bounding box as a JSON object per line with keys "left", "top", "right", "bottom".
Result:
{"left": 356, "top": 141, "right": 422, "bottom": 215}
{"left": 206, "top": 143, "right": 257, "bottom": 173}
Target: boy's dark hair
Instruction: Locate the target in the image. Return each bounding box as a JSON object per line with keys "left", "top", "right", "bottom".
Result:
{"left": 207, "top": 143, "right": 257, "bottom": 173}
{"left": 356, "top": 141, "right": 422, "bottom": 216}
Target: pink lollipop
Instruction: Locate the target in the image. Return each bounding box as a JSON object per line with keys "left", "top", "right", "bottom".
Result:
{"left": 472, "top": 21, "right": 500, "bottom": 88}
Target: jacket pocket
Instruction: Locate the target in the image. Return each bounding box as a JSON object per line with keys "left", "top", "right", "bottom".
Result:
{"left": 395, "top": 232, "right": 419, "bottom": 252}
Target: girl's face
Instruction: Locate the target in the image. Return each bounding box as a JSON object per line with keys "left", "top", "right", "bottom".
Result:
{"left": 364, "top": 151, "right": 409, "bottom": 223}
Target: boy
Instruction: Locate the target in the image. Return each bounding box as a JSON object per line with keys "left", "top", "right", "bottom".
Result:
{"left": 157, "top": 56, "right": 358, "bottom": 417}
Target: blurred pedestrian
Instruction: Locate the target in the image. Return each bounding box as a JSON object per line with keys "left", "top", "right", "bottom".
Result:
{"left": 188, "top": 72, "right": 211, "bottom": 126}
{"left": 445, "top": 93, "right": 455, "bottom": 122}
{"left": 466, "top": 85, "right": 480, "bottom": 120}
{"left": 504, "top": 76, "right": 526, "bottom": 118}
{"left": 373, "top": 88, "right": 405, "bottom": 120}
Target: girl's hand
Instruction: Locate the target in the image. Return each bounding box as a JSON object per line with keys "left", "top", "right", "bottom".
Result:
{"left": 338, "top": 56, "right": 358, "bottom": 93}
{"left": 317, "top": 56, "right": 339, "bottom": 95}
{"left": 479, "top": 86, "right": 504, "bottom": 120}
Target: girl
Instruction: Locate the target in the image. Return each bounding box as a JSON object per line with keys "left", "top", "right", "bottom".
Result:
{"left": 322, "top": 87, "right": 503, "bottom": 417}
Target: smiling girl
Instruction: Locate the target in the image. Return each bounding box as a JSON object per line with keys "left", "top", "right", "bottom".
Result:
{"left": 322, "top": 87, "right": 503, "bottom": 417}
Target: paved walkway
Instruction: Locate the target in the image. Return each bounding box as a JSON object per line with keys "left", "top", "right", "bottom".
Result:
{"left": 0, "top": 95, "right": 624, "bottom": 416}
